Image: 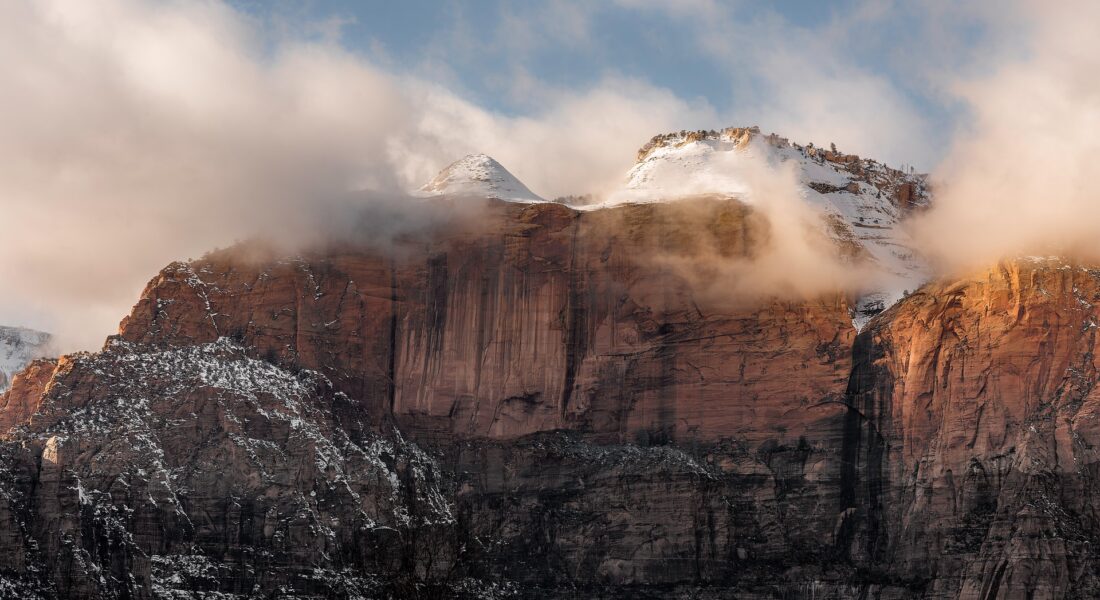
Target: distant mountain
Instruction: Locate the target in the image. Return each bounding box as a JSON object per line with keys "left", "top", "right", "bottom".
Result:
{"left": 0, "top": 325, "right": 53, "bottom": 390}
{"left": 416, "top": 153, "right": 545, "bottom": 202}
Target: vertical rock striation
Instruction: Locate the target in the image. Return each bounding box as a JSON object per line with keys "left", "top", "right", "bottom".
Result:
{"left": 118, "top": 199, "right": 856, "bottom": 449}
{"left": 849, "top": 258, "right": 1100, "bottom": 597}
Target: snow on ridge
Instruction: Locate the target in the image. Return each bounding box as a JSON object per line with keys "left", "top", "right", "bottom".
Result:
{"left": 416, "top": 153, "right": 545, "bottom": 203}
{"left": 35, "top": 336, "right": 457, "bottom": 528}
{"left": 608, "top": 126, "right": 933, "bottom": 328}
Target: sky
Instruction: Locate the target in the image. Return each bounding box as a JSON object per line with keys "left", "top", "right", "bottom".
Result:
{"left": 228, "top": 0, "right": 1018, "bottom": 169}
{"left": 3, "top": 0, "right": 1095, "bottom": 353}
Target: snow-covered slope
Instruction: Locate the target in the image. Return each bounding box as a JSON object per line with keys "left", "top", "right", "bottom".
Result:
{"left": 609, "top": 127, "right": 932, "bottom": 327}
{"left": 417, "top": 154, "right": 545, "bottom": 202}
{"left": 0, "top": 326, "right": 54, "bottom": 390}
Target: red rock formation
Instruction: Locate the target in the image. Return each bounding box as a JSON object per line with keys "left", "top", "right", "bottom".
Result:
{"left": 847, "top": 258, "right": 1100, "bottom": 597}
{"left": 119, "top": 199, "right": 856, "bottom": 448}
{"left": 6, "top": 199, "right": 1100, "bottom": 597}
{"left": 0, "top": 358, "right": 57, "bottom": 433}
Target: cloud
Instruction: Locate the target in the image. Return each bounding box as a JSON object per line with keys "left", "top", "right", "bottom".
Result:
{"left": 637, "top": 159, "right": 873, "bottom": 305}
{"left": 607, "top": 0, "right": 938, "bottom": 168}
{"left": 0, "top": 0, "right": 411, "bottom": 350}
{"left": 388, "top": 78, "right": 718, "bottom": 199}
{"left": 5, "top": 0, "right": 1076, "bottom": 356}
{"left": 0, "top": 0, "right": 715, "bottom": 352}
{"left": 911, "top": 0, "right": 1100, "bottom": 270}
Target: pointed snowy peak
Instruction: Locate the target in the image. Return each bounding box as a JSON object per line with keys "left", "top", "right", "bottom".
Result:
{"left": 418, "top": 154, "right": 545, "bottom": 203}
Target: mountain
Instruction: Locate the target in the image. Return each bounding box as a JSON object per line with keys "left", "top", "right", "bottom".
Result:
{"left": 0, "top": 326, "right": 53, "bottom": 391}
{"left": 2, "top": 131, "right": 1098, "bottom": 598}
{"left": 617, "top": 127, "right": 931, "bottom": 327}
{"left": 418, "top": 127, "right": 931, "bottom": 328}
{"left": 417, "top": 153, "right": 545, "bottom": 202}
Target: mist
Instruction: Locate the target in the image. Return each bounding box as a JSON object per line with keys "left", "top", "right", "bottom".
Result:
{"left": 912, "top": 1, "right": 1100, "bottom": 271}
{"left": 602, "top": 143, "right": 876, "bottom": 305}
{"left": 0, "top": 0, "right": 714, "bottom": 352}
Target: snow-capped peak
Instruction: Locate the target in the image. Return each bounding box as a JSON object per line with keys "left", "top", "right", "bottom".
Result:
{"left": 608, "top": 126, "right": 932, "bottom": 329}
{"left": 417, "top": 154, "right": 545, "bottom": 203}
{"left": 620, "top": 126, "right": 927, "bottom": 209}
{"left": 0, "top": 325, "right": 55, "bottom": 390}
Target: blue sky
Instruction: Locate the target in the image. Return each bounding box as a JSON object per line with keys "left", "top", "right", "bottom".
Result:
{"left": 230, "top": 0, "right": 1017, "bottom": 170}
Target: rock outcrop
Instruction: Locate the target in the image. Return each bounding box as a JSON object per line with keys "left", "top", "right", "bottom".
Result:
{"left": 0, "top": 358, "right": 57, "bottom": 432}
{"left": 3, "top": 199, "right": 1100, "bottom": 598}
{"left": 620, "top": 127, "right": 932, "bottom": 329}
{"left": 0, "top": 339, "right": 461, "bottom": 598}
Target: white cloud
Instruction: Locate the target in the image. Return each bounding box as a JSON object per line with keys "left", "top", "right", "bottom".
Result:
{"left": 3, "top": 0, "right": 1074, "bottom": 354}
{"left": 912, "top": 0, "right": 1100, "bottom": 270}
{"left": 389, "top": 77, "right": 718, "bottom": 199}
{"left": 0, "top": 0, "right": 715, "bottom": 351}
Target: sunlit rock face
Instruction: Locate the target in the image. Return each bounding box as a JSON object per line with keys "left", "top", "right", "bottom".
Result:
{"left": 846, "top": 258, "right": 1100, "bottom": 598}
{"left": 0, "top": 357, "right": 56, "bottom": 432}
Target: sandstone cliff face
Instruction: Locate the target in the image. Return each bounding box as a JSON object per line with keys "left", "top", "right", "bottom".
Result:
{"left": 4, "top": 199, "right": 1100, "bottom": 598}
{"left": 0, "top": 358, "right": 57, "bottom": 432}
{"left": 847, "top": 258, "right": 1100, "bottom": 598}
{"left": 118, "top": 199, "right": 855, "bottom": 448}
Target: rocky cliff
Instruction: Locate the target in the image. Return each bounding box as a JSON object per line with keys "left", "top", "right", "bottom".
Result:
{"left": 846, "top": 258, "right": 1100, "bottom": 598}
{"left": 2, "top": 200, "right": 1100, "bottom": 598}
{"left": 620, "top": 127, "right": 931, "bottom": 327}
{"left": 117, "top": 198, "right": 855, "bottom": 446}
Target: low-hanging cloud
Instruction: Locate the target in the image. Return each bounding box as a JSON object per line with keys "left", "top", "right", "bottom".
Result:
{"left": 635, "top": 159, "right": 875, "bottom": 306}
{"left": 912, "top": 0, "right": 1100, "bottom": 270}
{"left": 0, "top": 0, "right": 715, "bottom": 352}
